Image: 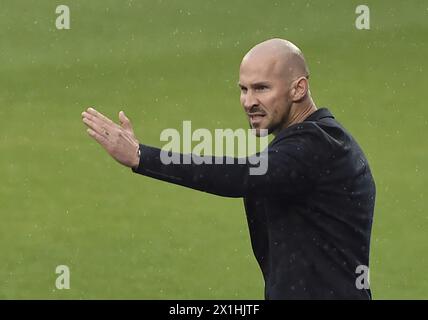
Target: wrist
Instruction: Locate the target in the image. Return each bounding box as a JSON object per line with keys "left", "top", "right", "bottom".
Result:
{"left": 131, "top": 144, "right": 141, "bottom": 170}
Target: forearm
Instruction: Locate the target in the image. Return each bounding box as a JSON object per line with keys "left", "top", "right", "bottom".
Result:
{"left": 132, "top": 144, "right": 250, "bottom": 198}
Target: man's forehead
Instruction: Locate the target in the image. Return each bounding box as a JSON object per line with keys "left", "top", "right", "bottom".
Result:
{"left": 239, "top": 55, "right": 284, "bottom": 82}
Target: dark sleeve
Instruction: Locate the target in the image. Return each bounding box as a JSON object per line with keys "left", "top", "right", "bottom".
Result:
{"left": 131, "top": 135, "right": 320, "bottom": 198}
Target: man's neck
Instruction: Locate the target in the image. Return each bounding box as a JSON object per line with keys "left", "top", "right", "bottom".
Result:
{"left": 273, "top": 99, "right": 317, "bottom": 136}
{"left": 288, "top": 102, "right": 317, "bottom": 126}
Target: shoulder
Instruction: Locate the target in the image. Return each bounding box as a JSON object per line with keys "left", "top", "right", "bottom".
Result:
{"left": 268, "top": 120, "right": 352, "bottom": 167}
{"left": 272, "top": 121, "right": 332, "bottom": 149}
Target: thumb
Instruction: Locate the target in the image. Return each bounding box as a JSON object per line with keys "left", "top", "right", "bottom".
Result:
{"left": 119, "top": 111, "right": 134, "bottom": 133}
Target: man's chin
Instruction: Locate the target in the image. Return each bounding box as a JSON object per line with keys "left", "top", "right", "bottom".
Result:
{"left": 248, "top": 121, "right": 270, "bottom": 137}
{"left": 249, "top": 126, "right": 269, "bottom": 137}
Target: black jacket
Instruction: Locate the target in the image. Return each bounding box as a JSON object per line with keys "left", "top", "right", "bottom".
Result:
{"left": 132, "top": 108, "right": 376, "bottom": 299}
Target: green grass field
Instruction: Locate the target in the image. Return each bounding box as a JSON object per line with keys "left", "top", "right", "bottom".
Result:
{"left": 1, "top": 0, "right": 427, "bottom": 299}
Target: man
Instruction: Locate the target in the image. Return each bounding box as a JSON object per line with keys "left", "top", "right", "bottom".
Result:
{"left": 81, "top": 38, "right": 376, "bottom": 299}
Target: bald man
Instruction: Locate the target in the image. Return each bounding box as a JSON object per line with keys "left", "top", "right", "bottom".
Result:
{"left": 82, "top": 38, "right": 375, "bottom": 300}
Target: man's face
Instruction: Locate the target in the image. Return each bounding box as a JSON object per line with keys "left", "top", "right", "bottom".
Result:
{"left": 239, "top": 56, "right": 292, "bottom": 136}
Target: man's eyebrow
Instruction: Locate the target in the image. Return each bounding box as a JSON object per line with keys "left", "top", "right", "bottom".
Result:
{"left": 251, "top": 81, "right": 271, "bottom": 87}
{"left": 237, "top": 81, "right": 271, "bottom": 88}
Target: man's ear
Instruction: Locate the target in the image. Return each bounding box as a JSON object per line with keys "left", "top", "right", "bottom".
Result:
{"left": 290, "top": 76, "right": 309, "bottom": 102}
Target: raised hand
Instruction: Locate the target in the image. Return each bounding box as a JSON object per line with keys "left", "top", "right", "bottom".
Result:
{"left": 82, "top": 107, "right": 140, "bottom": 169}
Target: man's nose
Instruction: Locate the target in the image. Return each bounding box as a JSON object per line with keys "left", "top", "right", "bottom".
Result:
{"left": 243, "top": 91, "right": 259, "bottom": 112}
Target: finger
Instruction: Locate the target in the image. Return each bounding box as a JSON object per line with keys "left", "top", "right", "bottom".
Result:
{"left": 82, "top": 111, "right": 105, "bottom": 126}
{"left": 83, "top": 117, "right": 110, "bottom": 139}
{"left": 86, "top": 107, "right": 115, "bottom": 126}
{"left": 87, "top": 128, "right": 109, "bottom": 148}
{"left": 82, "top": 111, "right": 117, "bottom": 134}
{"left": 119, "top": 111, "right": 134, "bottom": 133}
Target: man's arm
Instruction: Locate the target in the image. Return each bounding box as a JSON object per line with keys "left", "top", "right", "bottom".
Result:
{"left": 82, "top": 107, "right": 316, "bottom": 198}
{"left": 132, "top": 144, "right": 251, "bottom": 197}
{"left": 131, "top": 142, "right": 314, "bottom": 198}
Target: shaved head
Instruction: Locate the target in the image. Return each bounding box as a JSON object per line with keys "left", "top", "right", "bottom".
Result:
{"left": 241, "top": 38, "right": 309, "bottom": 82}
{"left": 238, "top": 38, "right": 316, "bottom": 136}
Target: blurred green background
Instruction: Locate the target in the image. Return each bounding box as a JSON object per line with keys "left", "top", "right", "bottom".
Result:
{"left": 0, "top": 0, "right": 427, "bottom": 299}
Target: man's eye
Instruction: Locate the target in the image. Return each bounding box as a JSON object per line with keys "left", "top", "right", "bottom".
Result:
{"left": 240, "top": 87, "right": 248, "bottom": 93}
{"left": 256, "top": 86, "right": 268, "bottom": 91}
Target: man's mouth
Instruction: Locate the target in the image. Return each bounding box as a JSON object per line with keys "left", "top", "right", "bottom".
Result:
{"left": 248, "top": 113, "right": 266, "bottom": 123}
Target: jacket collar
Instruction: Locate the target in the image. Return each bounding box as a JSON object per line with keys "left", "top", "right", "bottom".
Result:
{"left": 304, "top": 107, "right": 334, "bottom": 122}
{"left": 270, "top": 108, "right": 334, "bottom": 144}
